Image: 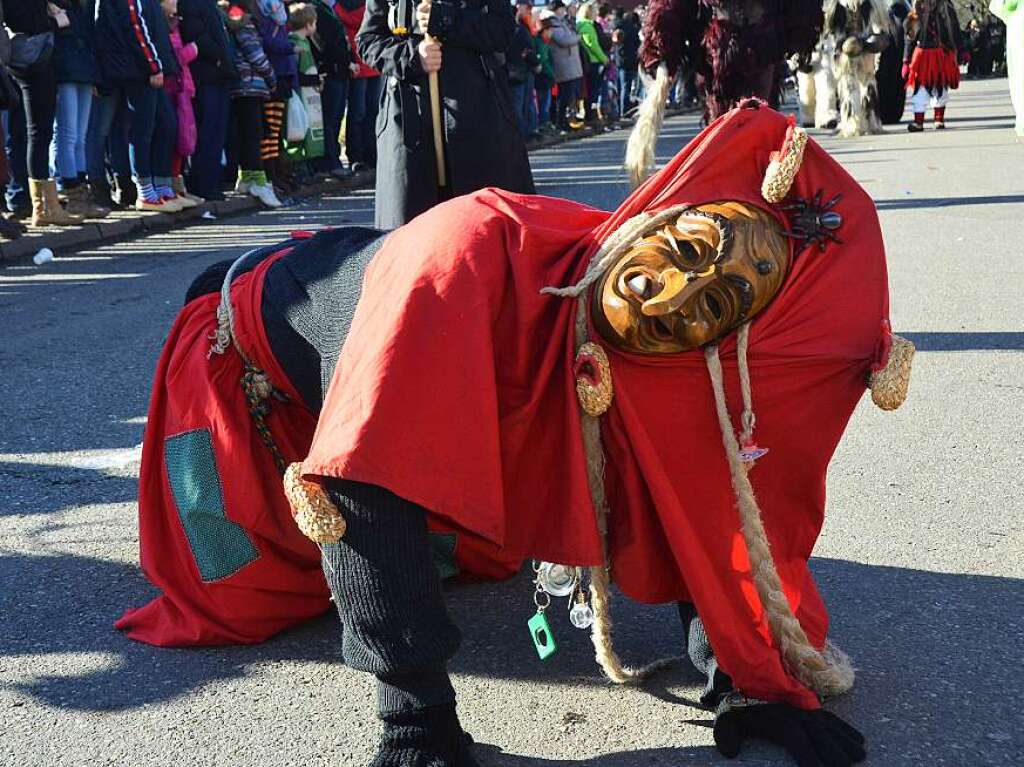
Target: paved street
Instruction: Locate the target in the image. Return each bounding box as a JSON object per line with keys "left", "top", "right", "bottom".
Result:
{"left": 1, "top": 77, "right": 1022, "bottom": 767}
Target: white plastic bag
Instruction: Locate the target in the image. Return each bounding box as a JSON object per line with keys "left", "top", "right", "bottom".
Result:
{"left": 286, "top": 91, "right": 309, "bottom": 143}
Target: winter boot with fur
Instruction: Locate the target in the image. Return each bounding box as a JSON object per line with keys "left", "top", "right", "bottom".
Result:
{"left": 30, "top": 179, "right": 84, "bottom": 227}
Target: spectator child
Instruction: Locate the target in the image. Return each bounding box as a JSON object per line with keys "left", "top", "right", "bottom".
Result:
{"left": 286, "top": 3, "right": 324, "bottom": 179}
{"left": 533, "top": 8, "right": 556, "bottom": 130}
{"left": 575, "top": 1, "right": 607, "bottom": 122}
{"left": 162, "top": 0, "right": 202, "bottom": 207}
{"left": 52, "top": 0, "right": 109, "bottom": 219}
{"left": 541, "top": 2, "right": 583, "bottom": 133}
{"left": 226, "top": 0, "right": 283, "bottom": 207}
{"left": 253, "top": 0, "right": 298, "bottom": 193}
{"left": 308, "top": 0, "right": 355, "bottom": 177}
{"left": 179, "top": 0, "right": 239, "bottom": 201}
{"left": 95, "top": 0, "right": 183, "bottom": 213}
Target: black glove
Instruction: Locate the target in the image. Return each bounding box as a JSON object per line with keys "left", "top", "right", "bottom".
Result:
{"left": 713, "top": 696, "right": 866, "bottom": 767}
{"left": 372, "top": 703, "right": 478, "bottom": 767}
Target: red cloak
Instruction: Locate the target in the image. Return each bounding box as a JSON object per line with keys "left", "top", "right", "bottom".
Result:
{"left": 117, "top": 252, "right": 332, "bottom": 646}
{"left": 304, "top": 103, "right": 890, "bottom": 709}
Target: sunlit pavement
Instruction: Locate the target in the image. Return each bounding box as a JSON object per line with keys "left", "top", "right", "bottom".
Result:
{"left": 1, "top": 78, "right": 1021, "bottom": 767}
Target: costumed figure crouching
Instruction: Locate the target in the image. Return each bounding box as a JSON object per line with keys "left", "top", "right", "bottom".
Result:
{"left": 903, "top": 0, "right": 967, "bottom": 131}
{"left": 121, "top": 102, "right": 914, "bottom": 766}
{"left": 818, "top": 0, "right": 894, "bottom": 137}
{"left": 625, "top": 0, "right": 823, "bottom": 186}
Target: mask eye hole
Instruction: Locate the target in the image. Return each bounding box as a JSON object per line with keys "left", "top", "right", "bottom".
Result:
{"left": 625, "top": 272, "right": 652, "bottom": 299}
{"left": 704, "top": 292, "right": 723, "bottom": 321}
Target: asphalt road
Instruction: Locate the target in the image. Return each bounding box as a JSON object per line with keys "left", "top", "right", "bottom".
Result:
{"left": 1, "top": 78, "right": 1022, "bottom": 767}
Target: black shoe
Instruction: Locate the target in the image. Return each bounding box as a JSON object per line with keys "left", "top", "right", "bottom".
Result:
{"left": 935, "top": 121, "right": 946, "bottom": 130}
{"left": 372, "top": 704, "right": 478, "bottom": 767}
{"left": 907, "top": 122, "right": 924, "bottom": 132}
{"left": 0, "top": 215, "right": 25, "bottom": 240}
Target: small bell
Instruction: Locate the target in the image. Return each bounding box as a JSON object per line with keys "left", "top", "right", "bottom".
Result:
{"left": 569, "top": 602, "right": 595, "bottom": 630}
{"left": 537, "top": 563, "right": 577, "bottom": 598}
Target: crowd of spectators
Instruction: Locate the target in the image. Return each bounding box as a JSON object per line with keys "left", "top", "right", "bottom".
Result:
{"left": 507, "top": 0, "right": 643, "bottom": 138}
{"left": 0, "top": 0, "right": 381, "bottom": 240}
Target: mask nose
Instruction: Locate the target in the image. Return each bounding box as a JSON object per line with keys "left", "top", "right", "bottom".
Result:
{"left": 641, "top": 266, "right": 716, "bottom": 316}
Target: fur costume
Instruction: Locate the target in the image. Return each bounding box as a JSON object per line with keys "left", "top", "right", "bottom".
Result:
{"left": 824, "top": 0, "right": 894, "bottom": 137}
{"left": 628, "top": 0, "right": 823, "bottom": 185}
{"left": 795, "top": 37, "right": 839, "bottom": 129}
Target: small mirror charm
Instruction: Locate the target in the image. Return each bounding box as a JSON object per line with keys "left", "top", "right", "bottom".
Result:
{"left": 537, "top": 562, "right": 578, "bottom": 598}
{"left": 570, "top": 601, "right": 595, "bottom": 630}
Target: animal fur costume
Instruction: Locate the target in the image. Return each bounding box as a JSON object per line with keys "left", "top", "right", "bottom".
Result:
{"left": 903, "top": 0, "right": 966, "bottom": 130}
{"left": 817, "top": 0, "right": 894, "bottom": 137}
{"left": 627, "top": 0, "right": 823, "bottom": 185}
{"left": 795, "top": 36, "right": 840, "bottom": 129}
{"left": 121, "top": 103, "right": 912, "bottom": 764}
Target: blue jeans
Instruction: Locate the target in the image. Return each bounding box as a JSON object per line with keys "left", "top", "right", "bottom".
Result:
{"left": 535, "top": 74, "right": 553, "bottom": 127}
{"left": 125, "top": 82, "right": 177, "bottom": 182}
{"left": 319, "top": 76, "right": 348, "bottom": 172}
{"left": 4, "top": 100, "right": 29, "bottom": 212}
{"left": 53, "top": 83, "right": 94, "bottom": 186}
{"left": 191, "top": 82, "right": 231, "bottom": 198}
{"left": 346, "top": 75, "right": 380, "bottom": 166}
{"left": 87, "top": 88, "right": 132, "bottom": 184}
{"left": 619, "top": 66, "right": 637, "bottom": 115}
{"left": 511, "top": 71, "right": 538, "bottom": 137}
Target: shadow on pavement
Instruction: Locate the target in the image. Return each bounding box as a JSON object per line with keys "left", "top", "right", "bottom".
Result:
{"left": 902, "top": 331, "right": 1024, "bottom": 351}
{"left": 3, "top": 549, "right": 1021, "bottom": 754}
{"left": 472, "top": 743, "right": 722, "bottom": 766}
{"left": 876, "top": 193, "right": 1024, "bottom": 210}
{"left": 0, "top": 461, "right": 137, "bottom": 518}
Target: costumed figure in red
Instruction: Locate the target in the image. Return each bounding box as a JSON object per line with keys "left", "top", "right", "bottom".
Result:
{"left": 626, "top": 0, "right": 823, "bottom": 185}
{"left": 122, "top": 102, "right": 914, "bottom": 766}
{"left": 902, "top": 0, "right": 966, "bottom": 131}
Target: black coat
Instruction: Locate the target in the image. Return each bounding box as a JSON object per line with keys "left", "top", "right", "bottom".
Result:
{"left": 310, "top": 0, "right": 353, "bottom": 79}
{"left": 179, "top": 0, "right": 239, "bottom": 86}
{"left": 94, "top": 0, "right": 179, "bottom": 84}
{"left": 357, "top": 0, "right": 535, "bottom": 229}
{"left": 53, "top": 1, "right": 101, "bottom": 85}
{"left": 1, "top": 0, "right": 58, "bottom": 36}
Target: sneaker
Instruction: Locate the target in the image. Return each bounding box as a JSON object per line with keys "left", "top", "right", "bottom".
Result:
{"left": 136, "top": 197, "right": 166, "bottom": 212}
{"left": 173, "top": 193, "right": 200, "bottom": 209}
{"left": 234, "top": 178, "right": 251, "bottom": 194}
{"left": 249, "top": 183, "right": 283, "bottom": 208}
{"left": 159, "top": 195, "right": 186, "bottom": 213}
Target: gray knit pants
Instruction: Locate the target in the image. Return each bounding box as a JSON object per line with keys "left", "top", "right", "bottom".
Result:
{"left": 322, "top": 479, "right": 462, "bottom": 716}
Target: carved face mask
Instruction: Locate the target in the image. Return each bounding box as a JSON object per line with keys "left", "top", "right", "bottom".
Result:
{"left": 591, "top": 201, "right": 790, "bottom": 354}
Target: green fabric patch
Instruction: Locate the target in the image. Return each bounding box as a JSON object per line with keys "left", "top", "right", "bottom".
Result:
{"left": 164, "top": 429, "right": 259, "bottom": 582}
{"left": 429, "top": 533, "right": 459, "bottom": 580}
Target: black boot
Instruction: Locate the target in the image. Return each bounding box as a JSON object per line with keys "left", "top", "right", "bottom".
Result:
{"left": 88, "top": 177, "right": 118, "bottom": 211}
{"left": 372, "top": 703, "right": 479, "bottom": 767}
{"left": 0, "top": 214, "right": 25, "bottom": 240}
{"left": 113, "top": 174, "right": 137, "bottom": 209}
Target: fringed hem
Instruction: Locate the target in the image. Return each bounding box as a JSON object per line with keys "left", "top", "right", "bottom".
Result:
{"left": 907, "top": 47, "right": 960, "bottom": 92}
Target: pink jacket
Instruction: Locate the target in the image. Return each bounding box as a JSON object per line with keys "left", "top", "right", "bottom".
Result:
{"left": 166, "top": 27, "right": 198, "bottom": 99}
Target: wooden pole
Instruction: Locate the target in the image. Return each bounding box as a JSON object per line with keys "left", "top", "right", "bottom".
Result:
{"left": 427, "top": 67, "right": 446, "bottom": 188}
{"left": 423, "top": 0, "right": 446, "bottom": 188}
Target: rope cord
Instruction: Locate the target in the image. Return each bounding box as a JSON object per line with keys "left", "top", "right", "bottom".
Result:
{"left": 704, "top": 345, "right": 854, "bottom": 699}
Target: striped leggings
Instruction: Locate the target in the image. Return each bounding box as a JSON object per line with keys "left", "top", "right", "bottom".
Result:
{"left": 261, "top": 99, "right": 285, "bottom": 161}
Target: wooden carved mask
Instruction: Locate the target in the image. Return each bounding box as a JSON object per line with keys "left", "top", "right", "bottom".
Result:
{"left": 591, "top": 201, "right": 790, "bottom": 354}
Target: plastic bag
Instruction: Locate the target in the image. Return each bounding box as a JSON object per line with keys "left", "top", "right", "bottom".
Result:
{"left": 286, "top": 91, "right": 309, "bottom": 143}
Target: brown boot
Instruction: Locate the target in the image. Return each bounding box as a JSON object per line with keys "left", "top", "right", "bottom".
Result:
{"left": 30, "top": 179, "right": 84, "bottom": 227}
{"left": 63, "top": 184, "right": 110, "bottom": 220}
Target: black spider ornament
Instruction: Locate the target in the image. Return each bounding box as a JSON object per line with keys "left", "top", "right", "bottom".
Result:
{"left": 780, "top": 190, "right": 844, "bottom": 252}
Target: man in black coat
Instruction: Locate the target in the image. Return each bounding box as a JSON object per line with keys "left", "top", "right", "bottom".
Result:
{"left": 357, "top": 0, "right": 535, "bottom": 228}
{"left": 613, "top": 8, "right": 641, "bottom": 116}
{"left": 179, "top": 0, "right": 239, "bottom": 201}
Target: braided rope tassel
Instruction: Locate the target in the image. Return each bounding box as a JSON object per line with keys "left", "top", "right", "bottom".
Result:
{"left": 574, "top": 297, "right": 677, "bottom": 684}
{"left": 704, "top": 345, "right": 854, "bottom": 699}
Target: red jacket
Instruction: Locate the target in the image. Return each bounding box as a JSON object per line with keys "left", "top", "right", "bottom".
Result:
{"left": 333, "top": 1, "right": 378, "bottom": 78}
